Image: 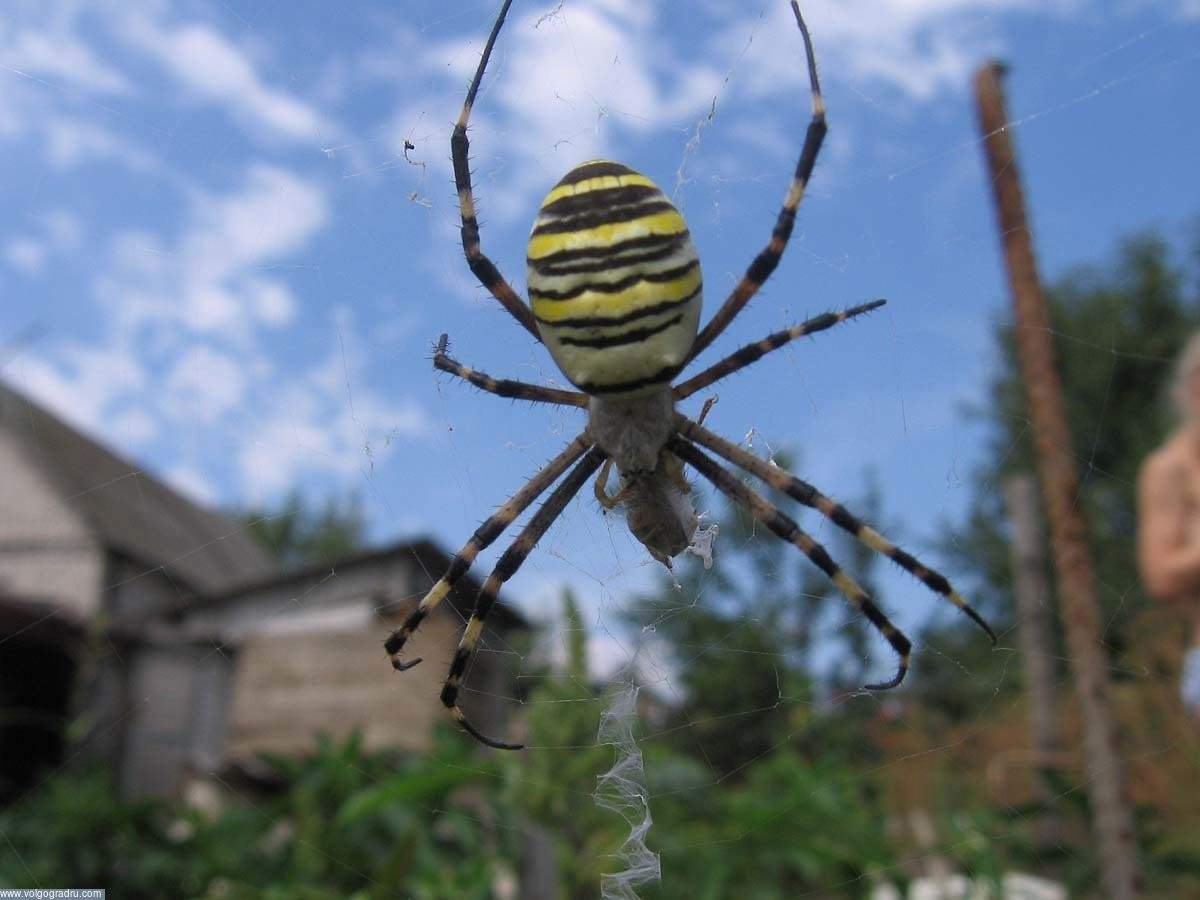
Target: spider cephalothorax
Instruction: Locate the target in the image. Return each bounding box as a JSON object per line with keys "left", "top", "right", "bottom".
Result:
{"left": 385, "top": 0, "right": 995, "bottom": 750}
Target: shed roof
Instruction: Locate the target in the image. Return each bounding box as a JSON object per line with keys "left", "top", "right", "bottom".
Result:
{"left": 0, "top": 381, "right": 277, "bottom": 595}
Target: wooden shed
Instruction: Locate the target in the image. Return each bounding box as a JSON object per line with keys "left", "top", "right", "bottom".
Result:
{"left": 0, "top": 380, "right": 527, "bottom": 799}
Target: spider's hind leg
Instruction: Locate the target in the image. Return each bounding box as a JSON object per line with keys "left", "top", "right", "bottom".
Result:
{"left": 441, "top": 447, "right": 607, "bottom": 749}
{"left": 385, "top": 433, "right": 592, "bottom": 670}
{"left": 676, "top": 415, "right": 996, "bottom": 644}
{"left": 669, "top": 436, "right": 911, "bottom": 690}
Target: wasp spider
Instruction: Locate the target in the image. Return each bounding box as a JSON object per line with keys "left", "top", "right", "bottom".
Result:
{"left": 386, "top": 0, "right": 996, "bottom": 749}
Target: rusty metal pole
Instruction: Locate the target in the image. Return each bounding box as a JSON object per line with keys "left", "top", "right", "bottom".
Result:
{"left": 974, "top": 62, "right": 1141, "bottom": 898}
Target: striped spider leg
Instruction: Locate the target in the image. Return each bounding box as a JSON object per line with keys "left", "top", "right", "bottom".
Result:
{"left": 441, "top": 447, "right": 607, "bottom": 749}
{"left": 385, "top": 433, "right": 592, "bottom": 670}
{"left": 675, "top": 300, "right": 886, "bottom": 401}
{"left": 452, "top": 0, "right": 541, "bottom": 340}
{"left": 433, "top": 334, "right": 587, "bottom": 408}
{"left": 668, "top": 437, "right": 911, "bottom": 690}
{"left": 674, "top": 415, "right": 997, "bottom": 645}
{"left": 686, "top": 1, "right": 828, "bottom": 363}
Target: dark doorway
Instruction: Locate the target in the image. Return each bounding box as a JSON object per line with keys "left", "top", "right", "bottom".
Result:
{"left": 0, "top": 598, "right": 79, "bottom": 803}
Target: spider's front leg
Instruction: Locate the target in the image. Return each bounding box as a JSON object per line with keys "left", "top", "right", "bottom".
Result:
{"left": 433, "top": 334, "right": 587, "bottom": 408}
{"left": 687, "top": 1, "right": 828, "bottom": 362}
{"left": 451, "top": 0, "right": 541, "bottom": 340}
{"left": 675, "top": 300, "right": 885, "bottom": 400}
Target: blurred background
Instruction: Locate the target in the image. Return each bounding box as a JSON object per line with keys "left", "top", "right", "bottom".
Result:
{"left": 1, "top": 0, "right": 1198, "bottom": 897}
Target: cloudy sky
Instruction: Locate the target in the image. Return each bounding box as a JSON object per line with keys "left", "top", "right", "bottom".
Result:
{"left": 3, "top": 0, "right": 1198, "bottom": 679}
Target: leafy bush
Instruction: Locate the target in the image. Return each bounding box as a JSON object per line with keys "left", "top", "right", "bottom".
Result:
{"left": 0, "top": 730, "right": 516, "bottom": 899}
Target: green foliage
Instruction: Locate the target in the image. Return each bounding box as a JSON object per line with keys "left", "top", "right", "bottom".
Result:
{"left": 625, "top": 487, "right": 798, "bottom": 773}
{"left": 511, "top": 589, "right": 626, "bottom": 899}
{"left": 0, "top": 768, "right": 181, "bottom": 895}
{"left": 0, "top": 731, "right": 515, "bottom": 899}
{"left": 233, "top": 489, "right": 368, "bottom": 567}
{"left": 643, "top": 749, "right": 895, "bottom": 899}
{"left": 0, "top": 729, "right": 907, "bottom": 900}
{"left": 224, "top": 730, "right": 512, "bottom": 900}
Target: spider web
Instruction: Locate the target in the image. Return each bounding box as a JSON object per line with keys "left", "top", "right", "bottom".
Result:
{"left": 0, "top": 0, "right": 1198, "bottom": 898}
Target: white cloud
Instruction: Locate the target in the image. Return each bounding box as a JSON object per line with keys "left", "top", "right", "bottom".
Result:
{"left": 98, "top": 163, "right": 325, "bottom": 340}
{"left": 164, "top": 345, "right": 248, "bottom": 422}
{"left": 0, "top": 4, "right": 160, "bottom": 173}
{"left": 245, "top": 277, "right": 295, "bottom": 326}
{"left": 4, "top": 238, "right": 45, "bottom": 275}
{"left": 0, "top": 1, "right": 335, "bottom": 175}
{"left": 0, "top": 10, "right": 132, "bottom": 95}
{"left": 716, "top": 0, "right": 1065, "bottom": 106}
{"left": 14, "top": 157, "right": 431, "bottom": 507}
{"left": 10, "top": 342, "right": 147, "bottom": 436}
{"left": 115, "top": 9, "right": 328, "bottom": 143}
{"left": 236, "top": 327, "right": 432, "bottom": 497}
{"left": 109, "top": 408, "right": 158, "bottom": 446}
{"left": 4, "top": 210, "right": 82, "bottom": 275}
{"left": 41, "top": 210, "right": 81, "bottom": 249}
{"left": 42, "top": 114, "right": 158, "bottom": 171}
{"left": 365, "top": 0, "right": 1080, "bottom": 227}
{"left": 4, "top": 210, "right": 82, "bottom": 277}
{"left": 182, "top": 165, "right": 325, "bottom": 291}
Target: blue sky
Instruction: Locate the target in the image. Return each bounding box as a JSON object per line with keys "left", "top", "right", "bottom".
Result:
{"left": 3, "top": 0, "right": 1198, "bottom": 679}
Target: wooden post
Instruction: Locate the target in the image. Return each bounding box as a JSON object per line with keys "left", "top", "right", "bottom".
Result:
{"left": 974, "top": 62, "right": 1141, "bottom": 898}
{"left": 1003, "top": 473, "right": 1062, "bottom": 848}
{"left": 521, "top": 821, "right": 561, "bottom": 899}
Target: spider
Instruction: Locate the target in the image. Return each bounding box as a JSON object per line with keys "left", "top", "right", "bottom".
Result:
{"left": 385, "top": 0, "right": 996, "bottom": 750}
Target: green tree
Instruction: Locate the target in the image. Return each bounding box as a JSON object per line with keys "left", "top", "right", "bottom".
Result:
{"left": 925, "top": 229, "right": 1200, "bottom": 896}
{"left": 932, "top": 231, "right": 1199, "bottom": 711}
{"left": 233, "top": 490, "right": 368, "bottom": 567}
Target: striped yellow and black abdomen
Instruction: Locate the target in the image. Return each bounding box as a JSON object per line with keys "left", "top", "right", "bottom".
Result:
{"left": 527, "top": 160, "right": 702, "bottom": 395}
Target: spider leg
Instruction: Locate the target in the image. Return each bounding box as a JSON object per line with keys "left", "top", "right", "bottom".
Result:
{"left": 435, "top": 334, "right": 587, "bottom": 407}
{"left": 687, "top": 2, "right": 826, "bottom": 362}
{"left": 443, "top": 447, "right": 607, "bottom": 749}
{"left": 452, "top": 0, "right": 541, "bottom": 340}
{"left": 675, "top": 300, "right": 885, "bottom": 400}
{"left": 669, "top": 436, "right": 910, "bottom": 690}
{"left": 676, "top": 415, "right": 997, "bottom": 644}
{"left": 593, "top": 458, "right": 632, "bottom": 510}
{"left": 385, "top": 433, "right": 592, "bottom": 670}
